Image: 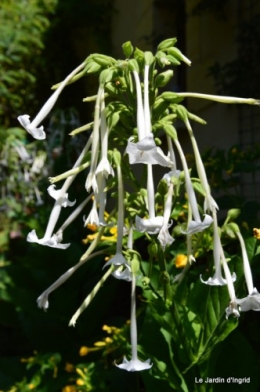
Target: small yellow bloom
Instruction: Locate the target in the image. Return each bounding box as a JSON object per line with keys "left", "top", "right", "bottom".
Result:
{"left": 62, "top": 386, "right": 77, "bottom": 392}
{"left": 76, "top": 379, "right": 85, "bottom": 386}
{"left": 253, "top": 228, "right": 260, "bottom": 240}
{"left": 102, "top": 324, "right": 112, "bottom": 333}
{"left": 94, "top": 341, "right": 106, "bottom": 347}
{"left": 79, "top": 346, "right": 89, "bottom": 356}
{"left": 109, "top": 227, "right": 117, "bottom": 235}
{"left": 87, "top": 223, "right": 98, "bottom": 232}
{"left": 64, "top": 362, "right": 75, "bottom": 373}
{"left": 104, "top": 337, "right": 113, "bottom": 344}
{"left": 175, "top": 254, "right": 188, "bottom": 268}
{"left": 28, "top": 385, "right": 35, "bottom": 390}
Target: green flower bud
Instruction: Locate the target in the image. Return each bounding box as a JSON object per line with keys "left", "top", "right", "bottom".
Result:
{"left": 166, "top": 55, "right": 181, "bottom": 66}
{"left": 92, "top": 54, "right": 116, "bottom": 67}
{"left": 162, "top": 122, "right": 177, "bottom": 140}
{"left": 152, "top": 98, "right": 170, "bottom": 118}
{"left": 175, "top": 104, "right": 188, "bottom": 122}
{"left": 161, "top": 92, "right": 180, "bottom": 102}
{"left": 227, "top": 209, "right": 241, "bottom": 221}
{"left": 172, "top": 223, "right": 186, "bottom": 237}
{"left": 107, "top": 111, "right": 120, "bottom": 129}
{"left": 154, "top": 70, "right": 174, "bottom": 88}
{"left": 131, "top": 256, "right": 140, "bottom": 275}
{"left": 148, "top": 242, "right": 158, "bottom": 257}
{"left": 227, "top": 222, "right": 240, "bottom": 233}
{"left": 85, "top": 61, "right": 102, "bottom": 74}
{"left": 166, "top": 47, "right": 191, "bottom": 66}
{"left": 157, "top": 37, "right": 177, "bottom": 51}
{"left": 134, "top": 47, "right": 144, "bottom": 65}
{"left": 113, "top": 149, "right": 121, "bottom": 166}
{"left": 99, "top": 68, "right": 115, "bottom": 85}
{"left": 105, "top": 82, "right": 118, "bottom": 96}
{"left": 128, "top": 58, "right": 139, "bottom": 72}
{"left": 156, "top": 51, "right": 170, "bottom": 67}
{"left": 144, "top": 51, "right": 154, "bottom": 65}
{"left": 122, "top": 41, "right": 134, "bottom": 58}
{"left": 187, "top": 111, "right": 207, "bottom": 125}
{"left": 142, "top": 277, "right": 150, "bottom": 286}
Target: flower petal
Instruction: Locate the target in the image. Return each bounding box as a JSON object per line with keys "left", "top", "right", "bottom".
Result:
{"left": 200, "top": 272, "right": 236, "bottom": 286}
{"left": 18, "top": 114, "right": 46, "bottom": 140}
{"left": 135, "top": 216, "right": 164, "bottom": 234}
{"left": 47, "top": 185, "right": 76, "bottom": 207}
{"left": 158, "top": 225, "right": 174, "bottom": 250}
{"left": 116, "top": 357, "right": 152, "bottom": 372}
{"left": 237, "top": 288, "right": 260, "bottom": 311}
{"left": 26, "top": 229, "right": 70, "bottom": 249}
{"left": 185, "top": 214, "right": 213, "bottom": 235}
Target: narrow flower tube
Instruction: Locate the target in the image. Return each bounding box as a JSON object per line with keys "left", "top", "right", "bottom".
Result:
{"left": 116, "top": 257, "right": 152, "bottom": 372}
{"left": 143, "top": 64, "right": 151, "bottom": 137}
{"left": 18, "top": 63, "right": 85, "bottom": 139}
{"left": 132, "top": 70, "right": 145, "bottom": 140}
{"left": 184, "top": 118, "right": 218, "bottom": 213}
{"left": 174, "top": 138, "right": 213, "bottom": 234}
{"left": 158, "top": 182, "right": 174, "bottom": 249}
{"left": 175, "top": 92, "right": 260, "bottom": 106}
{"left": 27, "top": 139, "right": 91, "bottom": 249}
{"left": 103, "top": 153, "right": 131, "bottom": 281}
{"left": 236, "top": 231, "right": 260, "bottom": 311}
{"left": 221, "top": 247, "right": 240, "bottom": 319}
{"left": 95, "top": 89, "right": 114, "bottom": 178}
{"left": 85, "top": 87, "right": 103, "bottom": 193}
{"left": 201, "top": 210, "right": 235, "bottom": 285}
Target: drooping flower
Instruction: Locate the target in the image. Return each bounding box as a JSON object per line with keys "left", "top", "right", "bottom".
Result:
{"left": 201, "top": 210, "right": 236, "bottom": 285}
{"left": 126, "top": 134, "right": 173, "bottom": 167}
{"left": 18, "top": 63, "right": 85, "bottom": 139}
{"left": 116, "top": 253, "right": 152, "bottom": 372}
{"left": 158, "top": 182, "right": 175, "bottom": 249}
{"left": 174, "top": 138, "right": 213, "bottom": 234}
{"left": 235, "top": 230, "right": 260, "bottom": 312}
{"left": 84, "top": 198, "right": 99, "bottom": 226}
{"left": 27, "top": 229, "right": 70, "bottom": 250}
{"left": 47, "top": 185, "right": 76, "bottom": 208}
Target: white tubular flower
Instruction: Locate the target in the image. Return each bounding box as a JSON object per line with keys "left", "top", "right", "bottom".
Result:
{"left": 236, "top": 231, "right": 260, "bottom": 311}
{"left": 103, "top": 155, "right": 131, "bottom": 281}
{"left": 174, "top": 138, "right": 213, "bottom": 234}
{"left": 18, "top": 62, "right": 85, "bottom": 139}
{"left": 132, "top": 70, "right": 146, "bottom": 140}
{"left": 116, "top": 263, "right": 152, "bottom": 372}
{"left": 27, "top": 140, "right": 91, "bottom": 249}
{"left": 86, "top": 87, "right": 103, "bottom": 193}
{"left": 47, "top": 185, "right": 76, "bottom": 208}
{"left": 175, "top": 92, "right": 260, "bottom": 106}
{"left": 126, "top": 134, "right": 173, "bottom": 167}
{"left": 15, "top": 145, "right": 32, "bottom": 163}
{"left": 219, "top": 246, "right": 240, "bottom": 319}
{"left": 135, "top": 215, "right": 164, "bottom": 234}
{"left": 84, "top": 198, "right": 99, "bottom": 226}
{"left": 158, "top": 182, "right": 175, "bottom": 250}
{"left": 95, "top": 89, "right": 114, "bottom": 178}
{"left": 201, "top": 210, "right": 235, "bottom": 285}
{"left": 185, "top": 117, "right": 218, "bottom": 213}
{"left": 27, "top": 229, "right": 70, "bottom": 250}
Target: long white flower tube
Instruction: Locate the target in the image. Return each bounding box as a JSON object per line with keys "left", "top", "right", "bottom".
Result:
{"left": 201, "top": 210, "right": 235, "bottom": 285}
{"left": 175, "top": 93, "right": 260, "bottom": 106}
{"left": 27, "top": 139, "right": 91, "bottom": 248}
{"left": 18, "top": 62, "right": 85, "bottom": 139}
{"left": 236, "top": 231, "right": 260, "bottom": 311}
{"left": 116, "top": 227, "right": 152, "bottom": 372}
{"left": 174, "top": 138, "right": 213, "bottom": 234}
{"left": 85, "top": 87, "right": 103, "bottom": 193}
{"left": 132, "top": 70, "right": 146, "bottom": 140}
{"left": 103, "top": 153, "right": 131, "bottom": 281}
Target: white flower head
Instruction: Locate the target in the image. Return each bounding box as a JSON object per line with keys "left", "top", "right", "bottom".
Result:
{"left": 27, "top": 229, "right": 70, "bottom": 249}
{"left": 135, "top": 215, "right": 164, "bottom": 234}
{"left": 158, "top": 224, "right": 174, "bottom": 250}
{"left": 18, "top": 114, "right": 46, "bottom": 140}
{"left": 95, "top": 157, "right": 114, "bottom": 178}
{"left": 116, "top": 357, "right": 152, "bottom": 372}
{"left": 237, "top": 288, "right": 260, "bottom": 312}
{"left": 185, "top": 214, "right": 213, "bottom": 235}
{"left": 103, "top": 253, "right": 132, "bottom": 281}
{"left": 226, "top": 301, "right": 240, "bottom": 319}
{"left": 126, "top": 135, "right": 173, "bottom": 167}
{"left": 84, "top": 199, "right": 99, "bottom": 226}
{"left": 47, "top": 185, "right": 76, "bottom": 208}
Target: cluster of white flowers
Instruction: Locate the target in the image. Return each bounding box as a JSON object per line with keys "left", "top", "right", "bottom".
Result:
{"left": 18, "top": 38, "right": 260, "bottom": 371}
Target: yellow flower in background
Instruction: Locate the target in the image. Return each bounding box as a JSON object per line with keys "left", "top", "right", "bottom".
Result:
{"left": 79, "top": 346, "right": 90, "bottom": 356}
{"left": 175, "top": 254, "right": 188, "bottom": 268}
{"left": 64, "top": 362, "right": 75, "bottom": 373}
{"left": 253, "top": 228, "right": 260, "bottom": 240}
{"left": 62, "top": 386, "right": 77, "bottom": 392}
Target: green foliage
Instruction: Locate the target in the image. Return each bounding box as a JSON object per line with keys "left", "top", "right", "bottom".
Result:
{"left": 0, "top": 0, "right": 57, "bottom": 126}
